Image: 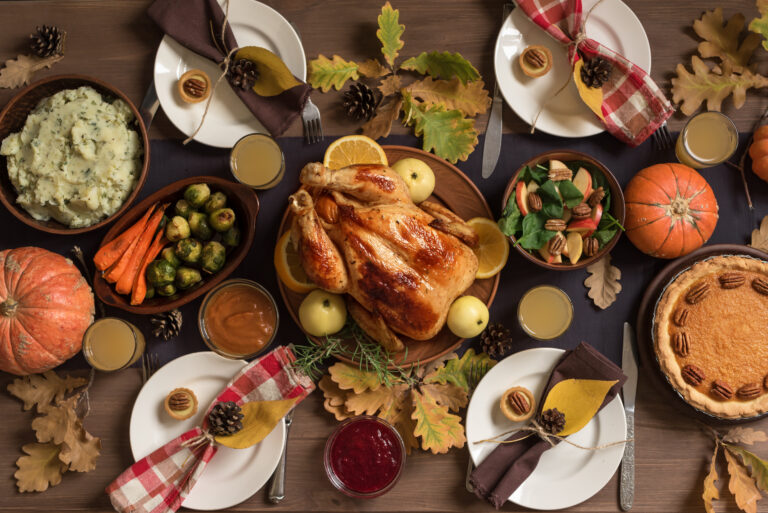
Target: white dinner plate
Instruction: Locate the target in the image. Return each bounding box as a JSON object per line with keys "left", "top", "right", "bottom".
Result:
{"left": 129, "top": 351, "right": 286, "bottom": 511}
{"left": 466, "top": 347, "right": 626, "bottom": 510}
{"left": 153, "top": 0, "right": 306, "bottom": 147}
{"left": 495, "top": 0, "right": 651, "bottom": 138}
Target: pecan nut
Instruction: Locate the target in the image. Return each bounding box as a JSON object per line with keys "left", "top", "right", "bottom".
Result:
{"left": 685, "top": 282, "right": 710, "bottom": 304}
{"left": 544, "top": 218, "right": 567, "bottom": 231}
{"left": 528, "top": 191, "right": 543, "bottom": 213}
{"left": 548, "top": 167, "right": 573, "bottom": 182}
{"left": 509, "top": 391, "right": 531, "bottom": 415}
{"left": 168, "top": 392, "right": 191, "bottom": 411}
{"left": 681, "top": 364, "right": 705, "bottom": 386}
{"left": 182, "top": 77, "right": 207, "bottom": 98}
{"left": 752, "top": 277, "right": 768, "bottom": 295}
{"left": 711, "top": 380, "right": 734, "bottom": 400}
{"left": 737, "top": 383, "right": 763, "bottom": 400}
{"left": 719, "top": 272, "right": 745, "bottom": 289}
{"left": 673, "top": 307, "right": 689, "bottom": 327}
{"left": 673, "top": 332, "right": 690, "bottom": 357}
{"left": 583, "top": 237, "right": 599, "bottom": 257}
{"left": 587, "top": 186, "right": 605, "bottom": 208}
{"left": 548, "top": 234, "right": 565, "bottom": 256}
{"left": 524, "top": 48, "right": 547, "bottom": 68}
{"left": 571, "top": 203, "right": 592, "bottom": 220}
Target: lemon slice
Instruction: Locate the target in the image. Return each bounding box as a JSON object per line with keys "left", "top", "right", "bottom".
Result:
{"left": 467, "top": 217, "right": 509, "bottom": 279}
{"left": 274, "top": 231, "right": 316, "bottom": 294}
{"left": 323, "top": 135, "right": 388, "bottom": 170}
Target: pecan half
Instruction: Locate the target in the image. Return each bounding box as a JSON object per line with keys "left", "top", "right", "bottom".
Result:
{"left": 583, "top": 237, "right": 599, "bottom": 257}
{"left": 719, "top": 272, "right": 745, "bottom": 289}
{"left": 548, "top": 234, "right": 565, "bottom": 256}
{"left": 681, "top": 364, "right": 705, "bottom": 386}
{"left": 528, "top": 191, "right": 542, "bottom": 213}
{"left": 588, "top": 186, "right": 605, "bottom": 208}
{"left": 544, "top": 218, "right": 567, "bottom": 231}
{"left": 182, "top": 78, "right": 207, "bottom": 98}
{"left": 673, "top": 332, "right": 690, "bottom": 357}
{"left": 673, "top": 307, "right": 689, "bottom": 327}
{"left": 752, "top": 277, "right": 768, "bottom": 295}
{"left": 524, "top": 48, "right": 547, "bottom": 68}
{"left": 168, "top": 392, "right": 191, "bottom": 411}
{"left": 548, "top": 167, "right": 573, "bottom": 182}
{"left": 737, "top": 383, "right": 763, "bottom": 400}
{"left": 509, "top": 391, "right": 531, "bottom": 415}
{"left": 571, "top": 203, "right": 592, "bottom": 219}
{"left": 711, "top": 380, "right": 734, "bottom": 400}
{"left": 685, "top": 282, "right": 710, "bottom": 304}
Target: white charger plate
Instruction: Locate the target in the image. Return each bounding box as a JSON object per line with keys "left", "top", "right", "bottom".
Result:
{"left": 129, "top": 351, "right": 286, "bottom": 511}
{"left": 494, "top": 0, "right": 651, "bottom": 138}
{"left": 466, "top": 347, "right": 626, "bottom": 510}
{"left": 153, "top": 0, "right": 306, "bottom": 147}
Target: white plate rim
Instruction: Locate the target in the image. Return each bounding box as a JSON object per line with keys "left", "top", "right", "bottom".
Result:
{"left": 466, "top": 347, "right": 626, "bottom": 510}
{"left": 129, "top": 351, "right": 286, "bottom": 511}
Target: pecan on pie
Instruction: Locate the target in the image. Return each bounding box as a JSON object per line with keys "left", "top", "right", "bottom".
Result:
{"left": 654, "top": 255, "right": 768, "bottom": 419}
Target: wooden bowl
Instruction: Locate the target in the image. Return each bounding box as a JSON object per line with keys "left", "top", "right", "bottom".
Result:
{"left": 501, "top": 150, "right": 625, "bottom": 271}
{"left": 93, "top": 176, "right": 259, "bottom": 314}
{"left": 0, "top": 74, "right": 150, "bottom": 235}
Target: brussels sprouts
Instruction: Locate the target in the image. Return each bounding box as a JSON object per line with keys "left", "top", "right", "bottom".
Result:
{"left": 144, "top": 286, "right": 155, "bottom": 300}
{"left": 183, "top": 183, "right": 211, "bottom": 208}
{"left": 146, "top": 259, "right": 177, "bottom": 286}
{"left": 165, "top": 216, "right": 191, "bottom": 242}
{"left": 174, "top": 238, "right": 203, "bottom": 264}
{"left": 209, "top": 208, "right": 236, "bottom": 232}
{"left": 221, "top": 225, "right": 240, "bottom": 247}
{"left": 201, "top": 241, "right": 226, "bottom": 274}
{"left": 174, "top": 199, "right": 193, "bottom": 219}
{"left": 161, "top": 247, "right": 181, "bottom": 268}
{"left": 188, "top": 211, "right": 213, "bottom": 241}
{"left": 204, "top": 191, "right": 227, "bottom": 214}
{"left": 156, "top": 283, "right": 177, "bottom": 297}
{"left": 175, "top": 266, "right": 202, "bottom": 289}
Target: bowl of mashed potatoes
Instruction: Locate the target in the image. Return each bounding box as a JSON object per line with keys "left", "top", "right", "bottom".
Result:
{"left": 0, "top": 75, "right": 149, "bottom": 234}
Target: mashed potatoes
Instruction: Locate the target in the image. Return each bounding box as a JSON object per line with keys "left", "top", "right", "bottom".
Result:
{"left": 0, "top": 86, "right": 142, "bottom": 228}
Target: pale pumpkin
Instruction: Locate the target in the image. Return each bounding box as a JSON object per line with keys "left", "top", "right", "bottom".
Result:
{"left": 749, "top": 125, "right": 768, "bottom": 183}
{"left": 0, "top": 247, "right": 95, "bottom": 375}
{"left": 624, "top": 163, "right": 718, "bottom": 259}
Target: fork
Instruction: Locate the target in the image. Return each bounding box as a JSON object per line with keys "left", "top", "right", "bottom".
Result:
{"left": 464, "top": 361, "right": 488, "bottom": 493}
{"left": 267, "top": 409, "right": 294, "bottom": 503}
{"left": 651, "top": 121, "right": 673, "bottom": 151}
{"left": 141, "top": 352, "right": 159, "bottom": 384}
{"left": 301, "top": 99, "right": 324, "bottom": 144}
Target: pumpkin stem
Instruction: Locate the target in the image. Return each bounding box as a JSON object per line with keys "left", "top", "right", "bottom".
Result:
{"left": 670, "top": 197, "right": 688, "bottom": 216}
{"left": 0, "top": 298, "right": 17, "bottom": 317}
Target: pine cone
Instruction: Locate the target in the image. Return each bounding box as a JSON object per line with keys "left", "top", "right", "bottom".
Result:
{"left": 150, "top": 309, "right": 183, "bottom": 340}
{"left": 228, "top": 59, "right": 259, "bottom": 90}
{"left": 580, "top": 57, "right": 611, "bottom": 88}
{"left": 208, "top": 401, "right": 244, "bottom": 436}
{"left": 479, "top": 323, "right": 512, "bottom": 358}
{"left": 539, "top": 408, "right": 566, "bottom": 435}
{"left": 342, "top": 82, "right": 378, "bottom": 121}
{"left": 30, "top": 25, "right": 66, "bottom": 58}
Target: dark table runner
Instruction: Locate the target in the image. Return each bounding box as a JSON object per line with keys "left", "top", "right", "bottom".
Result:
{"left": 1, "top": 132, "right": 765, "bottom": 370}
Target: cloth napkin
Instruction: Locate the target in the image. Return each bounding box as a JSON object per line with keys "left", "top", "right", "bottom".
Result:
{"left": 469, "top": 342, "right": 626, "bottom": 509}
{"left": 106, "top": 346, "right": 314, "bottom": 513}
{"left": 148, "top": 0, "right": 311, "bottom": 137}
{"left": 515, "top": 0, "right": 674, "bottom": 146}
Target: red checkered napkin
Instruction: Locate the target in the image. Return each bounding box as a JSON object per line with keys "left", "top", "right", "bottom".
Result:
{"left": 515, "top": 0, "right": 674, "bottom": 146}
{"left": 106, "top": 346, "right": 314, "bottom": 513}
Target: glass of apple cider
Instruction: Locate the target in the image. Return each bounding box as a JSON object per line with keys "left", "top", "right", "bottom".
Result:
{"left": 518, "top": 285, "right": 573, "bottom": 340}
{"left": 229, "top": 133, "right": 285, "bottom": 189}
{"left": 675, "top": 111, "right": 738, "bottom": 169}
{"left": 82, "top": 318, "right": 145, "bottom": 372}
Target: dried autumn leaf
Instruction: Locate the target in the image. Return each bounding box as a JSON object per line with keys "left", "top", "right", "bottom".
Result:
{"left": 14, "top": 442, "right": 65, "bottom": 493}
{"left": 703, "top": 444, "right": 720, "bottom": 513}
{"left": 31, "top": 395, "right": 101, "bottom": 472}
{"left": 573, "top": 60, "right": 604, "bottom": 120}
{"left": 8, "top": 371, "right": 87, "bottom": 413}
{"left": 307, "top": 54, "right": 359, "bottom": 92}
{"left": 749, "top": 0, "right": 768, "bottom": 51}
{"left": 345, "top": 385, "right": 395, "bottom": 416}
{"left": 215, "top": 399, "right": 297, "bottom": 449}
{"left": 402, "top": 93, "right": 478, "bottom": 164}
{"left": 411, "top": 389, "right": 465, "bottom": 454}
{"left": 0, "top": 54, "right": 62, "bottom": 89}
{"left": 377, "top": 2, "right": 405, "bottom": 67}
{"left": 750, "top": 215, "right": 768, "bottom": 253}
{"left": 694, "top": 9, "right": 761, "bottom": 72}
{"left": 328, "top": 361, "right": 382, "bottom": 393}
{"left": 60, "top": 429, "right": 101, "bottom": 472}
{"left": 378, "top": 74, "right": 402, "bottom": 96}
{"left": 541, "top": 378, "right": 619, "bottom": 436}
{"left": 31, "top": 400, "right": 78, "bottom": 445}
{"left": 403, "top": 77, "right": 491, "bottom": 117}
{"left": 318, "top": 375, "right": 353, "bottom": 421}
{"left": 424, "top": 348, "right": 494, "bottom": 390}
{"left": 357, "top": 58, "right": 388, "bottom": 79}
{"left": 420, "top": 383, "right": 467, "bottom": 412}
{"left": 726, "top": 444, "right": 768, "bottom": 492}
{"left": 399, "top": 51, "right": 480, "bottom": 84}
{"left": 234, "top": 46, "right": 301, "bottom": 97}
{"left": 362, "top": 97, "right": 402, "bottom": 140}
{"left": 725, "top": 427, "right": 768, "bottom": 445}
{"left": 380, "top": 386, "right": 419, "bottom": 454}
{"left": 725, "top": 448, "right": 762, "bottom": 513}
{"left": 584, "top": 254, "right": 622, "bottom": 309}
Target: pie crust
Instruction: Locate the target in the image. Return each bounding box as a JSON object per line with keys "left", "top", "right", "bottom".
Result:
{"left": 654, "top": 255, "right": 768, "bottom": 419}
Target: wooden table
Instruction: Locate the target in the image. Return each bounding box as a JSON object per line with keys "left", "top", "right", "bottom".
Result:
{"left": 1, "top": 1, "right": 766, "bottom": 512}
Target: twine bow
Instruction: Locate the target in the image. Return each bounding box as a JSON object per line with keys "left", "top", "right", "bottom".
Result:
{"left": 180, "top": 429, "right": 216, "bottom": 450}
{"left": 474, "top": 418, "right": 632, "bottom": 451}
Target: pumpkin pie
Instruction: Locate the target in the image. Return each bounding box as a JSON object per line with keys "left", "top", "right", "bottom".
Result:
{"left": 654, "top": 255, "right": 768, "bottom": 419}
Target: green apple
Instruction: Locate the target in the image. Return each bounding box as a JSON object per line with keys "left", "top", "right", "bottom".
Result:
{"left": 391, "top": 158, "right": 436, "bottom": 203}
{"left": 446, "top": 295, "right": 489, "bottom": 338}
{"left": 298, "top": 290, "right": 347, "bottom": 336}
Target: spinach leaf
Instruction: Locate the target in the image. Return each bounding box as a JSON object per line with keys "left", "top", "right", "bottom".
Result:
{"left": 517, "top": 212, "right": 557, "bottom": 250}
{"left": 518, "top": 165, "right": 548, "bottom": 185}
{"left": 498, "top": 195, "right": 522, "bottom": 237}
{"left": 593, "top": 212, "right": 625, "bottom": 247}
{"left": 557, "top": 180, "right": 584, "bottom": 208}
{"left": 537, "top": 180, "right": 563, "bottom": 219}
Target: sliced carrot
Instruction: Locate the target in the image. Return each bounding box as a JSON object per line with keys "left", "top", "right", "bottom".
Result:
{"left": 103, "top": 236, "right": 140, "bottom": 283}
{"left": 115, "top": 206, "right": 167, "bottom": 295}
{"left": 94, "top": 204, "right": 156, "bottom": 271}
{"left": 131, "top": 231, "right": 167, "bottom": 305}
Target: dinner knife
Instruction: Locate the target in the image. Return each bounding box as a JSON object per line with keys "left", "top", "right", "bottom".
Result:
{"left": 620, "top": 322, "right": 638, "bottom": 511}
{"left": 481, "top": 1, "right": 515, "bottom": 179}
{"left": 139, "top": 79, "right": 160, "bottom": 131}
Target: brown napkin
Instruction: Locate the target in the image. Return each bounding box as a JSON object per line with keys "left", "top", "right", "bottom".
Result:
{"left": 470, "top": 342, "right": 626, "bottom": 509}
{"left": 148, "top": 0, "right": 311, "bottom": 137}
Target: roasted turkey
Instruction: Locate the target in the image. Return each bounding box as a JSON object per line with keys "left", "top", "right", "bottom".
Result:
{"left": 288, "top": 163, "right": 479, "bottom": 351}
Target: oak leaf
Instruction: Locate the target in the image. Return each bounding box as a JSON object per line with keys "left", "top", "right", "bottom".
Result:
{"left": 410, "top": 389, "right": 465, "bottom": 454}
{"left": 307, "top": 54, "right": 359, "bottom": 92}
{"left": 362, "top": 97, "right": 402, "bottom": 140}
{"left": 419, "top": 383, "right": 467, "bottom": 412}
{"left": 318, "top": 375, "right": 353, "bottom": 421}
{"left": 378, "top": 74, "right": 402, "bottom": 96}
{"left": 380, "top": 385, "right": 419, "bottom": 454}
{"left": 749, "top": 0, "right": 768, "bottom": 51}
{"left": 424, "top": 348, "right": 494, "bottom": 390}
{"left": 0, "top": 54, "right": 63, "bottom": 89}
{"left": 345, "top": 385, "right": 395, "bottom": 416}
{"left": 725, "top": 427, "right": 768, "bottom": 445}
{"left": 357, "top": 58, "right": 388, "bottom": 79}
{"left": 328, "top": 361, "right": 382, "bottom": 393}
{"left": 399, "top": 51, "right": 480, "bottom": 84}
{"left": 750, "top": 215, "right": 768, "bottom": 253}
{"left": 402, "top": 77, "right": 491, "bottom": 117}
{"left": 726, "top": 444, "right": 768, "bottom": 492}
{"left": 725, "top": 448, "right": 762, "bottom": 513}
{"left": 60, "top": 429, "right": 101, "bottom": 473}
{"left": 31, "top": 399, "right": 78, "bottom": 445}
{"left": 584, "top": 254, "right": 622, "bottom": 309}
{"left": 694, "top": 9, "right": 760, "bottom": 72}
{"left": 14, "top": 443, "right": 66, "bottom": 493}
{"left": 8, "top": 371, "right": 87, "bottom": 413}
{"left": 703, "top": 444, "right": 720, "bottom": 513}
{"left": 377, "top": 2, "right": 405, "bottom": 67}
{"left": 402, "top": 92, "right": 477, "bottom": 163}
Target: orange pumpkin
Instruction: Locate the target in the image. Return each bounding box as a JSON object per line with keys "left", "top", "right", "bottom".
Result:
{"left": 624, "top": 163, "right": 718, "bottom": 259}
{"left": 749, "top": 125, "right": 768, "bottom": 183}
{"left": 0, "top": 247, "right": 95, "bottom": 375}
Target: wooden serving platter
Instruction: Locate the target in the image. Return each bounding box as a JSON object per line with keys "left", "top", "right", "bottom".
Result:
{"left": 276, "top": 146, "right": 499, "bottom": 368}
